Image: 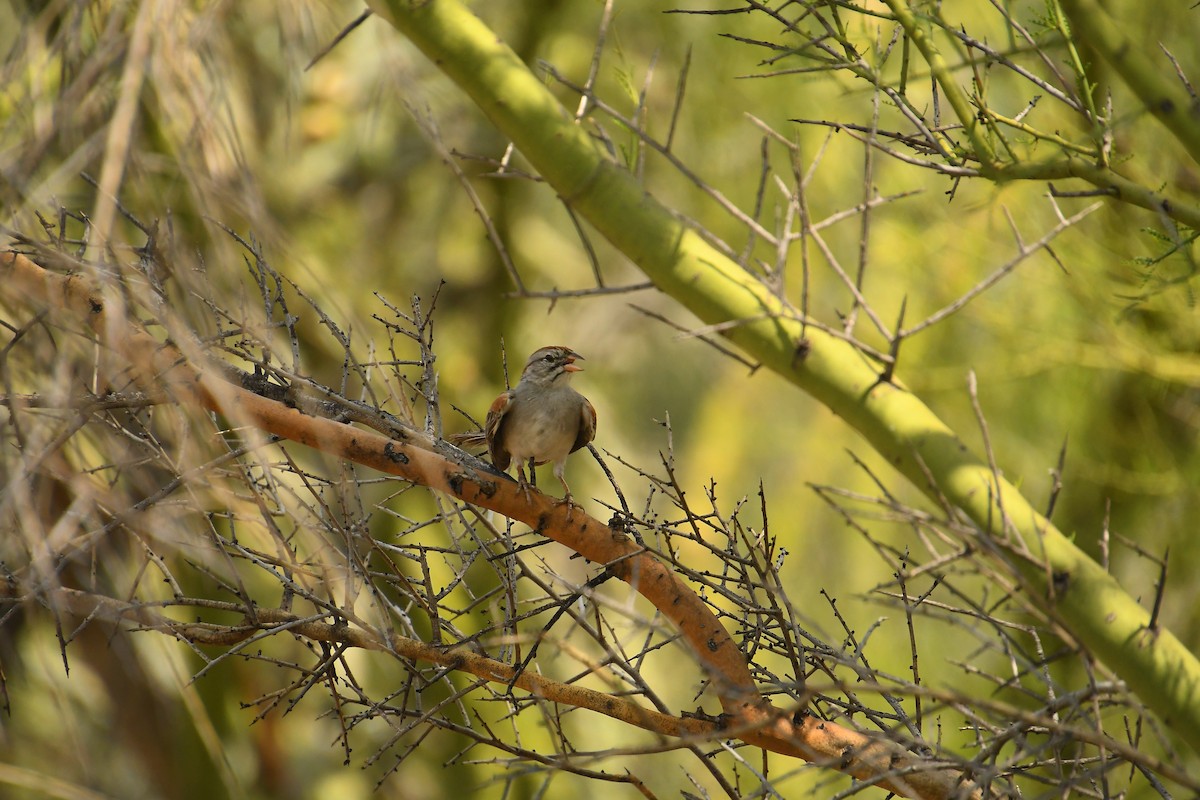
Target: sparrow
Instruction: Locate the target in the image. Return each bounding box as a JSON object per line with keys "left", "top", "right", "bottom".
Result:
{"left": 460, "top": 345, "right": 596, "bottom": 503}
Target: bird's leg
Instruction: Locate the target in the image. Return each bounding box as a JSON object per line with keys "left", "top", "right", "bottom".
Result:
{"left": 516, "top": 460, "right": 534, "bottom": 503}
{"left": 554, "top": 463, "right": 575, "bottom": 518}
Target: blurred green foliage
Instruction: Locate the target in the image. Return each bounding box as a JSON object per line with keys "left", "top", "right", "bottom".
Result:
{"left": 1, "top": 0, "right": 1198, "bottom": 797}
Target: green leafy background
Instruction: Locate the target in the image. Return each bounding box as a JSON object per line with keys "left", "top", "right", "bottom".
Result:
{"left": 1, "top": 1, "right": 1197, "bottom": 797}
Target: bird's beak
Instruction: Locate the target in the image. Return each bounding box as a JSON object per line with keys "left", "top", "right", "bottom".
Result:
{"left": 563, "top": 353, "right": 583, "bottom": 372}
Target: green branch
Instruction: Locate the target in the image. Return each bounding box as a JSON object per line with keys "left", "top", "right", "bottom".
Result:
{"left": 881, "top": 0, "right": 998, "bottom": 169}
{"left": 995, "top": 156, "right": 1200, "bottom": 229}
{"left": 365, "top": 0, "right": 1200, "bottom": 753}
{"left": 884, "top": 0, "right": 1200, "bottom": 228}
{"left": 1058, "top": 0, "right": 1200, "bottom": 166}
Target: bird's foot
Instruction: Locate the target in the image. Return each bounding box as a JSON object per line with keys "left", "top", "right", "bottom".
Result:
{"left": 557, "top": 489, "right": 576, "bottom": 520}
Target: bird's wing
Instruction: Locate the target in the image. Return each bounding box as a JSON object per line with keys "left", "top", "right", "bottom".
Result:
{"left": 572, "top": 396, "right": 597, "bottom": 454}
{"left": 485, "top": 389, "right": 515, "bottom": 470}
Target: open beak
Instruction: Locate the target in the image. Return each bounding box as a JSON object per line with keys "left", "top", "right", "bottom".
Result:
{"left": 563, "top": 353, "right": 583, "bottom": 372}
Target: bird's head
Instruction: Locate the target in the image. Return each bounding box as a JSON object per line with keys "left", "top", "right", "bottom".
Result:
{"left": 519, "top": 345, "right": 583, "bottom": 386}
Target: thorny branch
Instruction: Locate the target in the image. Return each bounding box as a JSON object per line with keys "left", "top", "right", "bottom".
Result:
{"left": 2, "top": 1, "right": 1198, "bottom": 796}
{"left": 3, "top": 196, "right": 1194, "bottom": 793}
{"left": 1, "top": 247, "right": 1001, "bottom": 799}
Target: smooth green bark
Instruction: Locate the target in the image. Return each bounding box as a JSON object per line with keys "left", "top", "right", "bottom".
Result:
{"left": 883, "top": 0, "right": 1200, "bottom": 228}
{"left": 366, "top": 0, "right": 1200, "bottom": 752}
{"left": 1058, "top": 0, "right": 1200, "bottom": 167}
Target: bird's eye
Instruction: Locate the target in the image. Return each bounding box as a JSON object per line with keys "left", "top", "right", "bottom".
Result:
{"left": 542, "top": 354, "right": 555, "bottom": 362}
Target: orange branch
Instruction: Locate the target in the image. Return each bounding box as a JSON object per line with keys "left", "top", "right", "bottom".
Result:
{"left": 2, "top": 250, "right": 987, "bottom": 800}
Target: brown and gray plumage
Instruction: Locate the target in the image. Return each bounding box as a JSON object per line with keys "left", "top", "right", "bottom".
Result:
{"left": 481, "top": 345, "right": 596, "bottom": 501}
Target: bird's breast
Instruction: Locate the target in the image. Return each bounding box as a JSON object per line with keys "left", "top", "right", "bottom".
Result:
{"left": 500, "top": 390, "right": 581, "bottom": 464}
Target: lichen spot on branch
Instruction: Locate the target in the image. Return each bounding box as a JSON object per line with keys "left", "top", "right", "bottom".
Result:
{"left": 383, "top": 441, "right": 409, "bottom": 464}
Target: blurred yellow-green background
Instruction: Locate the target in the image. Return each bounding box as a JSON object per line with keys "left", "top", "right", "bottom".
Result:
{"left": 2, "top": 1, "right": 1198, "bottom": 797}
